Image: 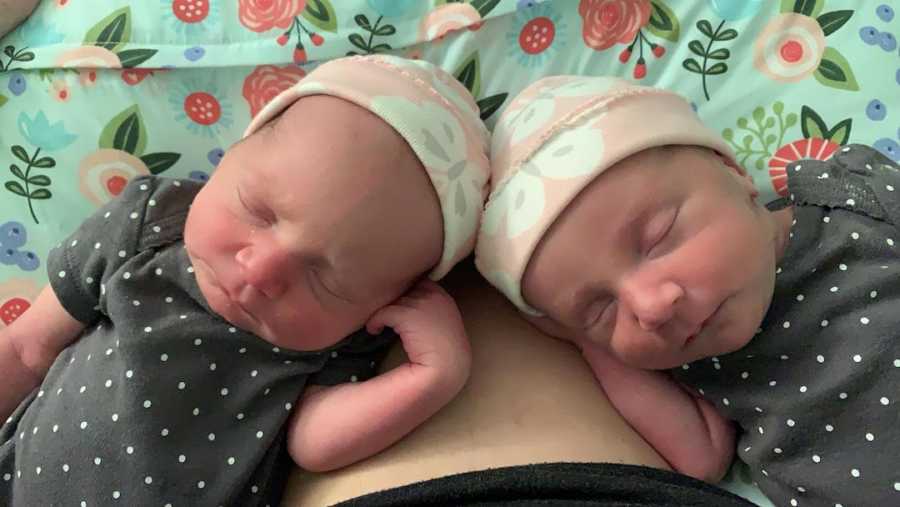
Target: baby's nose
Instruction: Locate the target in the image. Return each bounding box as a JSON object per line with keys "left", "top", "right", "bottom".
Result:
{"left": 235, "top": 245, "right": 288, "bottom": 299}
{"left": 626, "top": 280, "right": 683, "bottom": 332}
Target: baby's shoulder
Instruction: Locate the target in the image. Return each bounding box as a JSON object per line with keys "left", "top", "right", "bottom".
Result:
{"left": 124, "top": 176, "right": 204, "bottom": 249}
{"left": 786, "top": 144, "right": 900, "bottom": 225}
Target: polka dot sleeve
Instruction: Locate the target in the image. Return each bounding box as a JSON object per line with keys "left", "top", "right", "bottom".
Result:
{"left": 854, "top": 147, "right": 900, "bottom": 226}
{"left": 46, "top": 176, "right": 154, "bottom": 324}
{"left": 308, "top": 328, "right": 398, "bottom": 386}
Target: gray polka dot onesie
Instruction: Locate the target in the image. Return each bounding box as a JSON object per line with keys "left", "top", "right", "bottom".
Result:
{"left": 671, "top": 145, "right": 900, "bottom": 506}
{"left": 0, "top": 176, "right": 396, "bottom": 506}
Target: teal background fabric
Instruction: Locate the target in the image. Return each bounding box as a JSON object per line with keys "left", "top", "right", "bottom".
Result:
{"left": 1, "top": 1, "right": 896, "bottom": 504}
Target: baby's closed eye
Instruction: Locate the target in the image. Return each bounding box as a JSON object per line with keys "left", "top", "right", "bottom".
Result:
{"left": 644, "top": 206, "right": 680, "bottom": 258}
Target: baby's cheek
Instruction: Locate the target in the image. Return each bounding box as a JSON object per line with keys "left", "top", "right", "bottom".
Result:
{"left": 271, "top": 295, "right": 349, "bottom": 348}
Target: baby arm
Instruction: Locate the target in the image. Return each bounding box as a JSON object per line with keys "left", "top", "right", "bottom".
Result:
{"left": 286, "top": 279, "right": 471, "bottom": 472}
{"left": 0, "top": 285, "right": 85, "bottom": 420}
{"left": 579, "top": 340, "right": 735, "bottom": 482}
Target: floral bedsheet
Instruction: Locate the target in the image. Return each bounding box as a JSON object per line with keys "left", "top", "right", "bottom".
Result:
{"left": 1, "top": 1, "right": 897, "bottom": 504}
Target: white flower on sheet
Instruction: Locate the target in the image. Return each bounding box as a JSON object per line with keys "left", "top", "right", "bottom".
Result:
{"left": 482, "top": 120, "right": 605, "bottom": 239}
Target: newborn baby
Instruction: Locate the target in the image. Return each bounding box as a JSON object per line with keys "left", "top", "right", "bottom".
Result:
{"left": 477, "top": 75, "right": 900, "bottom": 506}
{"left": 0, "top": 54, "right": 490, "bottom": 506}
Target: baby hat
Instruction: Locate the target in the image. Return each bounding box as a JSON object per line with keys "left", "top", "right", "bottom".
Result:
{"left": 475, "top": 75, "right": 738, "bottom": 314}
{"left": 244, "top": 54, "right": 491, "bottom": 280}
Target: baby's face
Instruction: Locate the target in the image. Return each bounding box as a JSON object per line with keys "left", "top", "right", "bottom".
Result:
{"left": 523, "top": 146, "right": 781, "bottom": 370}
{"left": 184, "top": 96, "right": 443, "bottom": 350}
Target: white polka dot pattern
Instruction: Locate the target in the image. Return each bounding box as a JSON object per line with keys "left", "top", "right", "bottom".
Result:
{"left": 6, "top": 176, "right": 394, "bottom": 504}
{"left": 671, "top": 146, "right": 900, "bottom": 505}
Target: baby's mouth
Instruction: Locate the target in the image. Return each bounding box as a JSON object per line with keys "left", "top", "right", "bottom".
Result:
{"left": 195, "top": 259, "right": 258, "bottom": 327}
{"left": 684, "top": 298, "right": 728, "bottom": 347}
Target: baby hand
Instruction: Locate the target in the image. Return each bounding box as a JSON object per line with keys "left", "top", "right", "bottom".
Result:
{"left": 366, "top": 279, "right": 471, "bottom": 394}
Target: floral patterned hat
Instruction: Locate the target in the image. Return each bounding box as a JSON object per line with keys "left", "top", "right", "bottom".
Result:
{"left": 244, "top": 54, "right": 491, "bottom": 280}
{"left": 475, "top": 75, "right": 738, "bottom": 314}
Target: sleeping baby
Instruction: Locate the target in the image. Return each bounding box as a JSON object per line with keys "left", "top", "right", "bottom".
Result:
{"left": 476, "top": 75, "right": 900, "bottom": 507}
{"left": 0, "top": 54, "right": 490, "bottom": 505}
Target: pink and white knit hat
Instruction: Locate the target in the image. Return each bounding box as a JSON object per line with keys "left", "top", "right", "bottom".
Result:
{"left": 244, "top": 54, "right": 491, "bottom": 280}
{"left": 475, "top": 75, "right": 738, "bottom": 313}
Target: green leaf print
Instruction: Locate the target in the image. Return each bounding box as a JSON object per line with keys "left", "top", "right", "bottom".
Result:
{"left": 780, "top": 0, "right": 823, "bottom": 18}
{"left": 800, "top": 105, "right": 852, "bottom": 144}
{"left": 348, "top": 11, "right": 396, "bottom": 54}
{"left": 84, "top": 7, "right": 132, "bottom": 52}
{"left": 647, "top": 0, "right": 680, "bottom": 42}
{"left": 303, "top": 0, "right": 338, "bottom": 33}
{"left": 27, "top": 175, "right": 51, "bottom": 186}
{"left": 471, "top": 0, "right": 501, "bottom": 17}
{"left": 140, "top": 153, "right": 181, "bottom": 175}
{"left": 11, "top": 145, "right": 29, "bottom": 164}
{"left": 116, "top": 49, "right": 157, "bottom": 68}
{"left": 682, "top": 19, "right": 736, "bottom": 101}
{"left": 454, "top": 52, "right": 481, "bottom": 98}
{"left": 816, "top": 10, "right": 853, "bottom": 36}
{"left": 29, "top": 189, "right": 51, "bottom": 200}
{"left": 100, "top": 105, "right": 147, "bottom": 157}
{"left": 477, "top": 93, "right": 508, "bottom": 121}
{"left": 722, "top": 102, "right": 798, "bottom": 170}
{"left": 5, "top": 181, "right": 26, "bottom": 197}
{"left": 813, "top": 47, "right": 859, "bottom": 91}
{"left": 5, "top": 145, "right": 56, "bottom": 224}
{"left": 827, "top": 119, "right": 852, "bottom": 146}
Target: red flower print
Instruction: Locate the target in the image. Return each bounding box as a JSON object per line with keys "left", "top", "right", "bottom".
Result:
{"left": 185, "top": 92, "right": 222, "bottom": 126}
{"left": 768, "top": 138, "right": 840, "bottom": 197}
{"left": 0, "top": 278, "right": 41, "bottom": 328}
{"left": 172, "top": 0, "right": 210, "bottom": 23}
{"left": 293, "top": 46, "right": 307, "bottom": 64}
{"left": 633, "top": 58, "right": 646, "bottom": 78}
{"left": 242, "top": 64, "right": 307, "bottom": 118}
{"left": 239, "top": 0, "right": 306, "bottom": 33}
{"left": 578, "top": 0, "right": 651, "bottom": 51}
{"left": 121, "top": 68, "right": 156, "bottom": 86}
{"left": 519, "top": 16, "right": 556, "bottom": 55}
{"left": 1, "top": 297, "right": 29, "bottom": 326}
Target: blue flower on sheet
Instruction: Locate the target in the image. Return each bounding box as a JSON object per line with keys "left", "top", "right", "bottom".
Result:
{"left": 17, "top": 111, "right": 77, "bottom": 152}
{"left": 7, "top": 72, "right": 26, "bottom": 96}
{"left": 506, "top": 3, "right": 566, "bottom": 69}
{"left": 874, "top": 138, "right": 899, "bottom": 162}
{"left": 0, "top": 221, "right": 39, "bottom": 272}
{"left": 184, "top": 46, "right": 206, "bottom": 62}
{"left": 189, "top": 170, "right": 210, "bottom": 182}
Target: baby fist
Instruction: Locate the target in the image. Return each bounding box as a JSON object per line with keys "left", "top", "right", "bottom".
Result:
{"left": 366, "top": 279, "right": 471, "bottom": 393}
